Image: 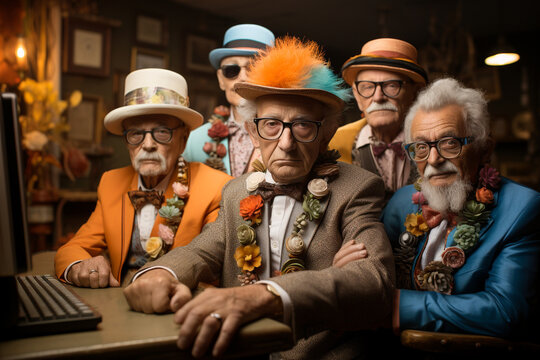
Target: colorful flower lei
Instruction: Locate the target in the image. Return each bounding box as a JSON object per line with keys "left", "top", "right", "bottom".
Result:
{"left": 203, "top": 105, "right": 230, "bottom": 172}
{"left": 234, "top": 150, "right": 339, "bottom": 285}
{"left": 145, "top": 156, "right": 189, "bottom": 260}
{"left": 394, "top": 164, "right": 500, "bottom": 294}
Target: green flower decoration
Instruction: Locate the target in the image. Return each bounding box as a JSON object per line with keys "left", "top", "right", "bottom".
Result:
{"left": 237, "top": 224, "right": 256, "bottom": 245}
{"left": 159, "top": 205, "right": 181, "bottom": 220}
{"left": 453, "top": 223, "right": 479, "bottom": 251}
{"left": 461, "top": 200, "right": 490, "bottom": 225}
{"left": 302, "top": 193, "right": 321, "bottom": 221}
{"left": 166, "top": 196, "right": 185, "bottom": 209}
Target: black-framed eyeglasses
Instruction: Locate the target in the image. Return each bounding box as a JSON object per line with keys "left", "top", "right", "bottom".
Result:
{"left": 403, "top": 136, "right": 475, "bottom": 162}
{"left": 220, "top": 64, "right": 249, "bottom": 79}
{"left": 123, "top": 126, "right": 181, "bottom": 146}
{"left": 253, "top": 118, "right": 322, "bottom": 143}
{"left": 354, "top": 80, "right": 405, "bottom": 98}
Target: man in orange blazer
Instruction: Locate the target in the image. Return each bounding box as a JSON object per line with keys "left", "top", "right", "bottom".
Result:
{"left": 55, "top": 68, "right": 232, "bottom": 288}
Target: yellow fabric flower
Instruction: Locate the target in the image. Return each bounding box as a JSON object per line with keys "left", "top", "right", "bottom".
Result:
{"left": 234, "top": 245, "right": 262, "bottom": 272}
{"left": 145, "top": 237, "right": 163, "bottom": 259}
{"left": 404, "top": 213, "right": 429, "bottom": 236}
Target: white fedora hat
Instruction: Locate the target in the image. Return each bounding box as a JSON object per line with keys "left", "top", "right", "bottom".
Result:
{"left": 104, "top": 68, "right": 203, "bottom": 135}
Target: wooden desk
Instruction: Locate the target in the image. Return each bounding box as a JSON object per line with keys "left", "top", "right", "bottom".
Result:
{"left": 0, "top": 252, "right": 293, "bottom": 359}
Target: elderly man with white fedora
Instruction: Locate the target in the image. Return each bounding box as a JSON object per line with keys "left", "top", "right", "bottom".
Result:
{"left": 124, "top": 37, "right": 394, "bottom": 359}
{"left": 329, "top": 38, "right": 428, "bottom": 203}
{"left": 55, "top": 68, "right": 232, "bottom": 288}
{"left": 182, "top": 24, "right": 275, "bottom": 176}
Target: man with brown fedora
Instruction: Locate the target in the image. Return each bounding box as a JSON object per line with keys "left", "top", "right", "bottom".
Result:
{"left": 329, "top": 38, "right": 428, "bottom": 202}
{"left": 124, "top": 38, "right": 394, "bottom": 359}
{"left": 55, "top": 68, "right": 232, "bottom": 288}
{"left": 182, "top": 24, "right": 275, "bottom": 176}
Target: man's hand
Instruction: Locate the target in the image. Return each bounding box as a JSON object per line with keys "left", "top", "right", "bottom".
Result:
{"left": 123, "top": 269, "right": 192, "bottom": 314}
{"left": 174, "top": 284, "right": 281, "bottom": 358}
{"left": 68, "top": 255, "right": 120, "bottom": 288}
{"left": 332, "top": 240, "right": 368, "bottom": 268}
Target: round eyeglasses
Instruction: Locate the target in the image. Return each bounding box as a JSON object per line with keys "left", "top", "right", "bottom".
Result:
{"left": 253, "top": 118, "right": 322, "bottom": 143}
{"left": 354, "top": 80, "right": 405, "bottom": 98}
{"left": 403, "top": 136, "right": 474, "bottom": 162}
{"left": 123, "top": 126, "right": 180, "bottom": 146}
{"left": 220, "top": 64, "right": 249, "bottom": 79}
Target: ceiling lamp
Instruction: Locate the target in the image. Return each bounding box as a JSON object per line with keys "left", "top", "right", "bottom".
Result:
{"left": 485, "top": 37, "right": 520, "bottom": 66}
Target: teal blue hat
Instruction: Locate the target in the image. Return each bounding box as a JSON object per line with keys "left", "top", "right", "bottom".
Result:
{"left": 209, "top": 24, "right": 275, "bottom": 69}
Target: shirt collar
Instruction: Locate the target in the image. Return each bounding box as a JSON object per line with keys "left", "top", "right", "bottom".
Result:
{"left": 355, "top": 124, "right": 405, "bottom": 148}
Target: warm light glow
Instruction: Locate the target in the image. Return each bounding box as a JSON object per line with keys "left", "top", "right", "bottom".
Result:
{"left": 485, "top": 52, "right": 520, "bottom": 66}
{"left": 16, "top": 45, "right": 26, "bottom": 59}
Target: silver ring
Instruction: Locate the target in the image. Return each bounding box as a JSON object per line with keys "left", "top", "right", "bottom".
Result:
{"left": 210, "top": 313, "right": 222, "bottom": 323}
{"left": 89, "top": 269, "right": 98, "bottom": 275}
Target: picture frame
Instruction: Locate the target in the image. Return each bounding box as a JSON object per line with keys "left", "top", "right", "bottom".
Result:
{"left": 113, "top": 70, "right": 128, "bottom": 108}
{"left": 131, "top": 47, "right": 170, "bottom": 71}
{"left": 186, "top": 35, "right": 217, "bottom": 73}
{"left": 135, "top": 14, "right": 168, "bottom": 47}
{"left": 67, "top": 94, "right": 103, "bottom": 145}
{"left": 62, "top": 17, "right": 111, "bottom": 77}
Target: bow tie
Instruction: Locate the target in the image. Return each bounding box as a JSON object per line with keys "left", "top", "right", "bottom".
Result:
{"left": 371, "top": 142, "right": 405, "bottom": 160}
{"left": 421, "top": 204, "right": 457, "bottom": 229}
{"left": 128, "top": 190, "right": 164, "bottom": 211}
{"left": 256, "top": 181, "right": 305, "bottom": 202}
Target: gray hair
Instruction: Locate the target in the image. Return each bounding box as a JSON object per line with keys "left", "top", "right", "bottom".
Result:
{"left": 404, "top": 78, "right": 489, "bottom": 147}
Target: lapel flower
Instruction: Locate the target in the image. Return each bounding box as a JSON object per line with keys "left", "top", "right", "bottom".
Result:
{"left": 146, "top": 237, "right": 164, "bottom": 259}
{"left": 302, "top": 193, "right": 321, "bottom": 221}
{"left": 441, "top": 246, "right": 466, "bottom": 269}
{"left": 172, "top": 182, "right": 189, "bottom": 199}
{"left": 246, "top": 172, "right": 266, "bottom": 192}
{"left": 479, "top": 164, "right": 500, "bottom": 189}
{"left": 453, "top": 223, "right": 480, "bottom": 251}
{"left": 207, "top": 119, "right": 229, "bottom": 139}
{"left": 404, "top": 213, "right": 429, "bottom": 236}
{"left": 237, "top": 224, "right": 256, "bottom": 245}
{"left": 476, "top": 187, "right": 494, "bottom": 204}
{"left": 417, "top": 261, "right": 454, "bottom": 295}
{"left": 213, "top": 105, "right": 230, "bottom": 118}
{"left": 461, "top": 200, "right": 490, "bottom": 225}
{"left": 307, "top": 178, "right": 329, "bottom": 198}
{"left": 398, "top": 231, "right": 418, "bottom": 248}
{"left": 239, "top": 194, "right": 264, "bottom": 224}
{"left": 234, "top": 245, "right": 262, "bottom": 271}
{"left": 158, "top": 224, "right": 175, "bottom": 245}
{"left": 412, "top": 191, "right": 427, "bottom": 205}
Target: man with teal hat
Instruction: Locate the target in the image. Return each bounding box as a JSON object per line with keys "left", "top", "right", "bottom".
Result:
{"left": 183, "top": 24, "right": 275, "bottom": 176}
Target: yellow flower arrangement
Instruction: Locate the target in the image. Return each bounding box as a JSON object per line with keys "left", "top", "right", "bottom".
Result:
{"left": 234, "top": 245, "right": 262, "bottom": 272}
{"left": 404, "top": 213, "right": 429, "bottom": 236}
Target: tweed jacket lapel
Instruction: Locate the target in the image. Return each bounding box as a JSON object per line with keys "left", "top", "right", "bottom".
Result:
{"left": 257, "top": 202, "right": 272, "bottom": 280}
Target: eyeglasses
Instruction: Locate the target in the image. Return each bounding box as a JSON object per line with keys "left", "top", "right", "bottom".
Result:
{"left": 354, "top": 80, "right": 405, "bottom": 98}
{"left": 220, "top": 64, "right": 249, "bottom": 79}
{"left": 253, "top": 118, "right": 322, "bottom": 143}
{"left": 123, "top": 126, "right": 181, "bottom": 146}
{"left": 403, "top": 136, "right": 474, "bottom": 162}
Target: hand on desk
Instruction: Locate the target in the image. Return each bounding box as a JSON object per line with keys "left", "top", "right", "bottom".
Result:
{"left": 68, "top": 255, "right": 120, "bottom": 288}
{"left": 332, "top": 240, "right": 368, "bottom": 268}
{"left": 124, "top": 270, "right": 282, "bottom": 358}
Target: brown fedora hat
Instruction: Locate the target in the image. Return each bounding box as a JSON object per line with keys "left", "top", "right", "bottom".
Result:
{"left": 341, "top": 38, "right": 427, "bottom": 86}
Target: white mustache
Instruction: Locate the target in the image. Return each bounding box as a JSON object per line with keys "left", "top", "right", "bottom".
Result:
{"left": 134, "top": 150, "right": 166, "bottom": 168}
{"left": 365, "top": 101, "right": 398, "bottom": 114}
{"left": 423, "top": 161, "right": 459, "bottom": 178}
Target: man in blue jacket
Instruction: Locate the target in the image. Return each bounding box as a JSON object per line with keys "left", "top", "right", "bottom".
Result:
{"left": 380, "top": 77, "right": 540, "bottom": 339}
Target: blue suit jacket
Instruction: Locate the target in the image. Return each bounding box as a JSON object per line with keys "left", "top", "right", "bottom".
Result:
{"left": 183, "top": 122, "right": 231, "bottom": 175}
{"left": 382, "top": 177, "right": 540, "bottom": 339}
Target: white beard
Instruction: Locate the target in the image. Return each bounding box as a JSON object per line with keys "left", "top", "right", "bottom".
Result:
{"left": 132, "top": 150, "right": 167, "bottom": 176}
{"left": 421, "top": 162, "right": 472, "bottom": 214}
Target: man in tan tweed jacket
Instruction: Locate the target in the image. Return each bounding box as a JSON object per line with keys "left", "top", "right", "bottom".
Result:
{"left": 124, "top": 37, "right": 395, "bottom": 359}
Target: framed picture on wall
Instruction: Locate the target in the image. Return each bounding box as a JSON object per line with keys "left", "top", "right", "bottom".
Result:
{"left": 67, "top": 94, "right": 103, "bottom": 145}
{"left": 136, "top": 14, "right": 168, "bottom": 47}
{"left": 186, "top": 35, "right": 217, "bottom": 73}
{"left": 62, "top": 17, "right": 111, "bottom": 77}
{"left": 131, "top": 47, "right": 170, "bottom": 71}
{"left": 113, "top": 70, "right": 128, "bottom": 107}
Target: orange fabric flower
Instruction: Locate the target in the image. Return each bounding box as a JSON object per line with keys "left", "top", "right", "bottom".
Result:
{"left": 214, "top": 105, "right": 230, "bottom": 118}
{"left": 476, "top": 187, "right": 494, "bottom": 204}
{"left": 234, "top": 245, "right": 262, "bottom": 272}
{"left": 240, "top": 194, "right": 264, "bottom": 224}
{"left": 208, "top": 119, "right": 229, "bottom": 139}
{"left": 404, "top": 213, "right": 429, "bottom": 236}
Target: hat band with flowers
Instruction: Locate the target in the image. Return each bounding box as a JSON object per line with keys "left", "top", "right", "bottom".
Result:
{"left": 124, "top": 86, "right": 189, "bottom": 107}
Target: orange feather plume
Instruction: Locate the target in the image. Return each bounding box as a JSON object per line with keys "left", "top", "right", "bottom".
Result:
{"left": 247, "top": 37, "right": 326, "bottom": 88}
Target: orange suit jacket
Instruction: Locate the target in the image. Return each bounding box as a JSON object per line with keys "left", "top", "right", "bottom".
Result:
{"left": 54, "top": 162, "right": 232, "bottom": 283}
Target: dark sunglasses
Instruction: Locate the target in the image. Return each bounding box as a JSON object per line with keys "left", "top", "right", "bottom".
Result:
{"left": 220, "top": 64, "right": 248, "bottom": 79}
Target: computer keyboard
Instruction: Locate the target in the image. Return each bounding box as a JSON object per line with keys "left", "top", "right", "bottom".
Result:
{"left": 14, "top": 274, "right": 102, "bottom": 337}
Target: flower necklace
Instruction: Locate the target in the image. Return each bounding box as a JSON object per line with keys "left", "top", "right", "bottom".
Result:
{"left": 203, "top": 105, "right": 230, "bottom": 172}
{"left": 145, "top": 156, "right": 190, "bottom": 260}
{"left": 395, "top": 164, "right": 501, "bottom": 294}
{"left": 234, "top": 150, "right": 340, "bottom": 285}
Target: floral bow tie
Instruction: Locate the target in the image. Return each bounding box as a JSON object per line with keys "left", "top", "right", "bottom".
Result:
{"left": 128, "top": 190, "right": 164, "bottom": 211}
{"left": 371, "top": 142, "right": 405, "bottom": 160}
{"left": 256, "top": 181, "right": 305, "bottom": 202}
{"left": 421, "top": 204, "right": 457, "bottom": 229}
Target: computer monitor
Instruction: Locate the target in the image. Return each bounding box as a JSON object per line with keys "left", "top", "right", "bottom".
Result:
{"left": 0, "top": 92, "right": 32, "bottom": 329}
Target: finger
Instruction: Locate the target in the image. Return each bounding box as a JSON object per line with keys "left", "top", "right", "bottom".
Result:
{"left": 109, "top": 273, "right": 120, "bottom": 287}
{"left": 150, "top": 283, "right": 176, "bottom": 313}
{"left": 357, "top": 242, "right": 366, "bottom": 250}
{"left": 176, "top": 310, "right": 206, "bottom": 351}
{"left": 78, "top": 268, "right": 91, "bottom": 288}
{"left": 123, "top": 285, "right": 142, "bottom": 311}
{"left": 212, "top": 315, "right": 241, "bottom": 358}
{"left": 170, "top": 284, "right": 192, "bottom": 312}
{"left": 191, "top": 314, "right": 222, "bottom": 358}
{"left": 98, "top": 266, "right": 110, "bottom": 288}
{"left": 69, "top": 266, "right": 82, "bottom": 287}
{"left": 89, "top": 271, "right": 100, "bottom": 289}
{"left": 335, "top": 249, "right": 368, "bottom": 268}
